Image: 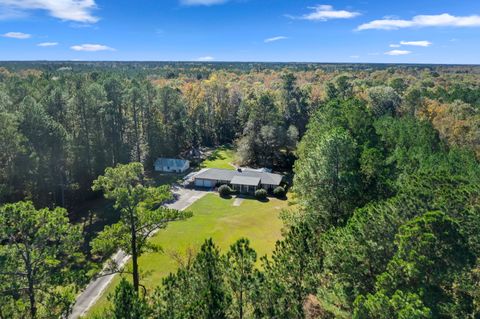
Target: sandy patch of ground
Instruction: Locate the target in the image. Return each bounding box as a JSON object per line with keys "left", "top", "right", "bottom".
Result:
{"left": 233, "top": 197, "right": 244, "bottom": 207}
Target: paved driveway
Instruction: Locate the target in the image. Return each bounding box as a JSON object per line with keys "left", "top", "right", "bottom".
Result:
{"left": 69, "top": 187, "right": 208, "bottom": 319}
{"left": 168, "top": 186, "right": 208, "bottom": 210}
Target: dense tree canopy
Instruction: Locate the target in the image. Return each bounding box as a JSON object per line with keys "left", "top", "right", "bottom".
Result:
{"left": 0, "top": 202, "right": 83, "bottom": 319}
{"left": 1, "top": 62, "right": 480, "bottom": 318}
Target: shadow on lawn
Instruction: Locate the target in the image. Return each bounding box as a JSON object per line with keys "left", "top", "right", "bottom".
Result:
{"left": 222, "top": 193, "right": 271, "bottom": 203}
{"left": 200, "top": 145, "right": 234, "bottom": 168}
{"left": 206, "top": 149, "right": 228, "bottom": 162}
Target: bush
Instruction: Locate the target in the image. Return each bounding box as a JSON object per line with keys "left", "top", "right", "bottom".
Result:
{"left": 255, "top": 189, "right": 268, "bottom": 200}
{"left": 273, "top": 186, "right": 286, "bottom": 198}
{"left": 218, "top": 185, "right": 231, "bottom": 198}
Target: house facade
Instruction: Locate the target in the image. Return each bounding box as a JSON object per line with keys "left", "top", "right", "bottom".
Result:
{"left": 154, "top": 158, "right": 190, "bottom": 173}
{"left": 193, "top": 168, "right": 283, "bottom": 193}
{"left": 230, "top": 176, "right": 261, "bottom": 194}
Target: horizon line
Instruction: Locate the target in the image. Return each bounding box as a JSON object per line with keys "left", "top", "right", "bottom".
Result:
{"left": 0, "top": 60, "right": 479, "bottom": 67}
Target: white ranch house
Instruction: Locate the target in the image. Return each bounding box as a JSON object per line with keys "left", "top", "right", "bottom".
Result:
{"left": 193, "top": 168, "right": 283, "bottom": 194}
{"left": 154, "top": 158, "right": 190, "bottom": 173}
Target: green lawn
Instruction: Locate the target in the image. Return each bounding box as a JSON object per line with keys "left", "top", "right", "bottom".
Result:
{"left": 200, "top": 146, "right": 236, "bottom": 170}
{"left": 86, "top": 193, "right": 287, "bottom": 317}
{"left": 149, "top": 171, "right": 186, "bottom": 186}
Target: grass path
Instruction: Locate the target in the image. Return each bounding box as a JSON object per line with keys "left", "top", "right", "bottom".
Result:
{"left": 86, "top": 193, "right": 287, "bottom": 317}
{"left": 200, "top": 146, "right": 236, "bottom": 170}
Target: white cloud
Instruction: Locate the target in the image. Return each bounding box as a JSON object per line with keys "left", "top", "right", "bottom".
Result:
{"left": 38, "top": 41, "right": 58, "bottom": 46}
{"left": 358, "top": 13, "right": 480, "bottom": 31}
{"left": 400, "top": 40, "right": 432, "bottom": 47}
{"left": 264, "top": 36, "right": 288, "bottom": 43}
{"left": 2, "top": 31, "right": 31, "bottom": 39}
{"left": 0, "top": 0, "right": 99, "bottom": 23}
{"left": 389, "top": 44, "right": 401, "bottom": 48}
{"left": 349, "top": 55, "right": 360, "bottom": 59}
{"left": 180, "top": 0, "right": 227, "bottom": 6}
{"left": 197, "top": 56, "right": 214, "bottom": 61}
{"left": 291, "top": 4, "right": 360, "bottom": 21}
{"left": 385, "top": 49, "right": 411, "bottom": 56}
{"left": 70, "top": 44, "right": 115, "bottom": 51}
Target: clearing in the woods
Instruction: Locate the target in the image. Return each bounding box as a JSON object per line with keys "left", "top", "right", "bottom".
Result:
{"left": 86, "top": 193, "right": 287, "bottom": 317}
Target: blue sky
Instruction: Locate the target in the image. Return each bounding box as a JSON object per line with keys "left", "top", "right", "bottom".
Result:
{"left": 0, "top": 0, "right": 479, "bottom": 63}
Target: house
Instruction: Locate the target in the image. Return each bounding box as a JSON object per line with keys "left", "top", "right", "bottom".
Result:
{"left": 230, "top": 176, "right": 261, "bottom": 194}
{"left": 154, "top": 158, "right": 190, "bottom": 173}
{"left": 193, "top": 168, "right": 283, "bottom": 193}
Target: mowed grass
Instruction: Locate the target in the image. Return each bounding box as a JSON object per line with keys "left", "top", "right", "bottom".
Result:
{"left": 86, "top": 193, "right": 287, "bottom": 317}
{"left": 200, "top": 146, "right": 236, "bottom": 170}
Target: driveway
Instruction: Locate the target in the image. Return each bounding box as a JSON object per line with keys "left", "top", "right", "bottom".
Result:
{"left": 69, "top": 187, "right": 208, "bottom": 319}
{"left": 168, "top": 186, "right": 207, "bottom": 210}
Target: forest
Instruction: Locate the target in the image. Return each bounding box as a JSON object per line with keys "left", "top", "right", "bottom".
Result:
{"left": 1, "top": 62, "right": 480, "bottom": 318}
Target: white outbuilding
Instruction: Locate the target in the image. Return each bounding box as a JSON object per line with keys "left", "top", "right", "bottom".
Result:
{"left": 154, "top": 158, "right": 190, "bottom": 173}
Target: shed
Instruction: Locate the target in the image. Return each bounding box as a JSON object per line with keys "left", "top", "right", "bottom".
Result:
{"left": 154, "top": 158, "right": 190, "bottom": 173}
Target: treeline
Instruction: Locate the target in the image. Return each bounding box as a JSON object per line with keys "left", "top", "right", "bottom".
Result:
{"left": 95, "top": 76, "right": 480, "bottom": 318}
{"left": 1, "top": 74, "right": 199, "bottom": 207}
{"left": 5, "top": 61, "right": 480, "bottom": 76}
